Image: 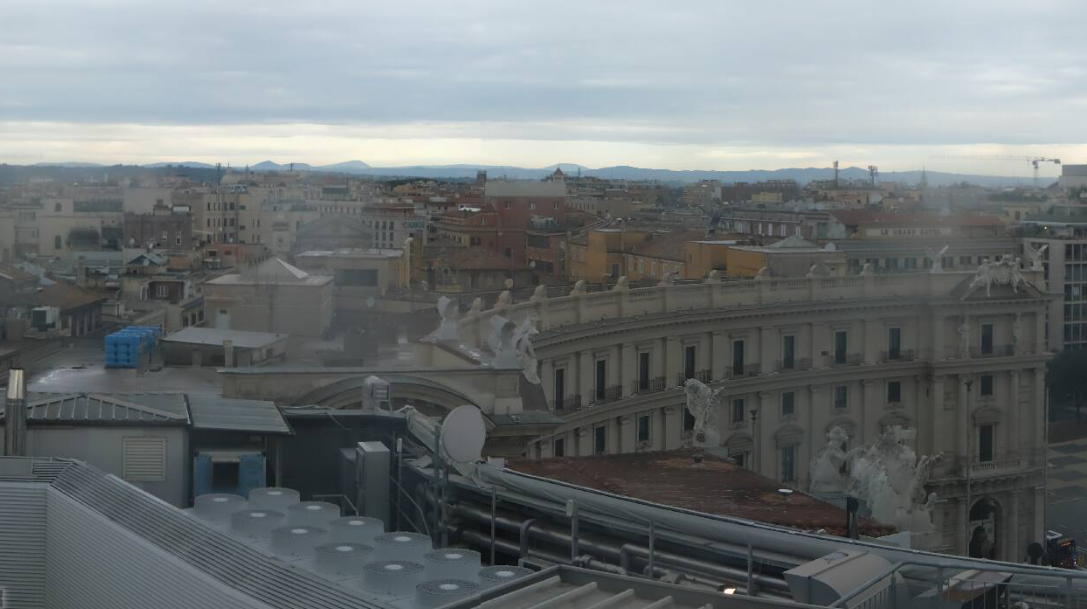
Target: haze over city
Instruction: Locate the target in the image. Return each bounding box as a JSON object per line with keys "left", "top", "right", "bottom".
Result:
{"left": 4, "top": 0, "right": 1087, "bottom": 174}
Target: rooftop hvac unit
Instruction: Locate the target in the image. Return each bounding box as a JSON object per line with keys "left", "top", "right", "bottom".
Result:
{"left": 328, "top": 516, "right": 384, "bottom": 545}
{"left": 414, "top": 579, "right": 481, "bottom": 608}
{"left": 362, "top": 376, "right": 392, "bottom": 411}
{"left": 314, "top": 542, "right": 374, "bottom": 577}
{"left": 478, "top": 566, "right": 534, "bottom": 590}
{"left": 355, "top": 441, "right": 391, "bottom": 525}
{"left": 271, "top": 525, "right": 328, "bottom": 559}
{"left": 30, "top": 307, "right": 58, "bottom": 330}
{"left": 286, "top": 501, "right": 341, "bottom": 527}
{"left": 784, "top": 550, "right": 898, "bottom": 608}
{"left": 422, "top": 549, "right": 481, "bottom": 582}
{"left": 230, "top": 509, "right": 286, "bottom": 540}
{"left": 193, "top": 493, "right": 247, "bottom": 525}
{"left": 361, "top": 560, "right": 426, "bottom": 596}
{"left": 373, "top": 532, "right": 432, "bottom": 562}
{"left": 248, "top": 487, "right": 300, "bottom": 510}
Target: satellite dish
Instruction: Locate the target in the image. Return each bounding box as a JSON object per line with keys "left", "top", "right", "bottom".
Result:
{"left": 441, "top": 405, "right": 486, "bottom": 463}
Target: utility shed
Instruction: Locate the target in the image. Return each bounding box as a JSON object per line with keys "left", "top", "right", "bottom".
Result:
{"left": 160, "top": 326, "right": 288, "bottom": 367}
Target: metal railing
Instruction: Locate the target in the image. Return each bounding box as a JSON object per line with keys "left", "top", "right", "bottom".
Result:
{"left": 553, "top": 394, "right": 582, "bottom": 412}
{"left": 775, "top": 357, "right": 812, "bottom": 372}
{"left": 728, "top": 364, "right": 762, "bottom": 378}
{"left": 832, "top": 353, "right": 863, "bottom": 366}
{"left": 879, "top": 349, "right": 916, "bottom": 363}
{"left": 971, "top": 344, "right": 1014, "bottom": 357}
{"left": 591, "top": 385, "right": 623, "bottom": 405}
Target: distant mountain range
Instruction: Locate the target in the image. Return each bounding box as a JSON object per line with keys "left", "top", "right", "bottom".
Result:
{"left": 18, "top": 160, "right": 1049, "bottom": 187}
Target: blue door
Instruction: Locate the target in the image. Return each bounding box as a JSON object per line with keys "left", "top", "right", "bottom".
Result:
{"left": 238, "top": 454, "right": 266, "bottom": 497}
{"left": 193, "top": 453, "right": 213, "bottom": 498}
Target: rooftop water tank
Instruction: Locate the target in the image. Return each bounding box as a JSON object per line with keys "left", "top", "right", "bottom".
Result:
{"left": 193, "top": 493, "right": 246, "bottom": 525}
{"left": 414, "top": 579, "right": 480, "bottom": 608}
{"left": 248, "top": 487, "right": 300, "bottom": 510}
{"left": 422, "top": 549, "right": 481, "bottom": 582}
{"left": 328, "top": 516, "right": 384, "bottom": 545}
{"left": 478, "top": 566, "right": 534, "bottom": 590}
{"left": 361, "top": 560, "right": 425, "bottom": 596}
{"left": 230, "top": 509, "right": 285, "bottom": 540}
{"left": 372, "top": 531, "right": 432, "bottom": 562}
{"left": 313, "top": 542, "right": 374, "bottom": 578}
{"left": 271, "top": 525, "right": 328, "bottom": 559}
{"left": 286, "top": 501, "right": 340, "bottom": 527}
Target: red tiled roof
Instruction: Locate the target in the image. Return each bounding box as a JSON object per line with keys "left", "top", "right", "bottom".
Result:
{"left": 628, "top": 230, "right": 704, "bottom": 261}
{"left": 829, "top": 210, "right": 1004, "bottom": 227}
{"left": 508, "top": 450, "right": 894, "bottom": 537}
{"left": 38, "top": 282, "right": 106, "bottom": 312}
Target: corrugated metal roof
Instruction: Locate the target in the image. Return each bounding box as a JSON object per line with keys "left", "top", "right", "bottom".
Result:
{"left": 0, "top": 392, "right": 189, "bottom": 425}
{"left": 187, "top": 395, "right": 292, "bottom": 435}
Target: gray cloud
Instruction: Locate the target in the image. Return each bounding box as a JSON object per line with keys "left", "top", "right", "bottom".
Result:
{"left": 2, "top": 0, "right": 1087, "bottom": 153}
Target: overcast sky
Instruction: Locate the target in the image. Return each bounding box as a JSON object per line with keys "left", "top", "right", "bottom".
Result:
{"left": 2, "top": 0, "right": 1086, "bottom": 174}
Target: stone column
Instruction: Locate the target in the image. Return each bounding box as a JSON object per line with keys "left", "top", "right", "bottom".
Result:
{"left": 805, "top": 385, "right": 822, "bottom": 490}
{"left": 860, "top": 380, "right": 875, "bottom": 444}
{"left": 810, "top": 322, "right": 824, "bottom": 369}
{"left": 711, "top": 331, "right": 727, "bottom": 380}
{"left": 618, "top": 415, "right": 631, "bottom": 454}
{"left": 540, "top": 359, "right": 554, "bottom": 406}
{"left": 759, "top": 326, "right": 774, "bottom": 374}
{"left": 863, "top": 318, "right": 879, "bottom": 365}
{"left": 665, "top": 337, "right": 681, "bottom": 386}
{"left": 930, "top": 376, "right": 945, "bottom": 457}
{"left": 1007, "top": 491, "right": 1020, "bottom": 562}
{"left": 958, "top": 497, "right": 970, "bottom": 556}
{"left": 931, "top": 312, "right": 946, "bottom": 361}
{"left": 755, "top": 391, "right": 771, "bottom": 478}
{"left": 958, "top": 375, "right": 970, "bottom": 468}
{"left": 620, "top": 343, "right": 636, "bottom": 396}
{"left": 579, "top": 350, "right": 594, "bottom": 405}
{"left": 1009, "top": 370, "right": 1021, "bottom": 460}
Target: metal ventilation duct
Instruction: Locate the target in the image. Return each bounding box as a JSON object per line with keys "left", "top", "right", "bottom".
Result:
{"left": 413, "top": 579, "right": 480, "bottom": 608}
{"left": 230, "top": 508, "right": 285, "bottom": 539}
{"left": 271, "top": 525, "right": 328, "bottom": 559}
{"left": 328, "top": 516, "right": 384, "bottom": 545}
{"left": 193, "top": 493, "right": 247, "bottom": 525}
{"left": 313, "top": 542, "right": 374, "bottom": 577}
{"left": 361, "top": 560, "right": 425, "bottom": 596}
{"left": 286, "top": 501, "right": 340, "bottom": 527}
{"left": 247, "top": 487, "right": 300, "bottom": 510}
{"left": 372, "top": 532, "right": 432, "bottom": 562}
{"left": 422, "top": 549, "right": 481, "bottom": 582}
{"left": 4, "top": 368, "right": 27, "bottom": 457}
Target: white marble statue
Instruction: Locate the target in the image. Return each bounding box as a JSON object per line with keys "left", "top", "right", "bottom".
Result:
{"left": 845, "top": 426, "right": 941, "bottom": 533}
{"left": 958, "top": 320, "right": 970, "bottom": 357}
{"left": 486, "top": 314, "right": 541, "bottom": 384}
{"left": 1024, "top": 242, "right": 1049, "bottom": 271}
{"left": 682, "top": 378, "right": 722, "bottom": 448}
{"left": 658, "top": 271, "right": 677, "bottom": 287}
{"left": 969, "top": 255, "right": 1025, "bottom": 297}
{"left": 431, "top": 296, "right": 461, "bottom": 341}
{"left": 809, "top": 426, "right": 856, "bottom": 495}
{"left": 924, "top": 245, "right": 949, "bottom": 272}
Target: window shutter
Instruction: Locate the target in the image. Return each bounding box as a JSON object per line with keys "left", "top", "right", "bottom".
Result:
{"left": 123, "top": 437, "right": 167, "bottom": 482}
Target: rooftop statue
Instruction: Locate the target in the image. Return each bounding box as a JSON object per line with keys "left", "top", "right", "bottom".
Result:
{"left": 846, "top": 426, "right": 941, "bottom": 533}
{"left": 1023, "top": 242, "right": 1049, "bottom": 271}
{"left": 682, "top": 378, "right": 721, "bottom": 448}
{"left": 486, "top": 314, "right": 541, "bottom": 384}
{"left": 969, "top": 255, "right": 1025, "bottom": 297}
{"left": 430, "top": 296, "right": 461, "bottom": 341}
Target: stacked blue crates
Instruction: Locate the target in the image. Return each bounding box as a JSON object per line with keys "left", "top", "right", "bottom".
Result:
{"left": 104, "top": 325, "right": 161, "bottom": 368}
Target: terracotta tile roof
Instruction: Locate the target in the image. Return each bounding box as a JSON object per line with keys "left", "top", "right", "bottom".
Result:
{"left": 508, "top": 450, "right": 894, "bottom": 537}
{"left": 442, "top": 246, "right": 520, "bottom": 270}
{"left": 830, "top": 210, "right": 1005, "bottom": 228}
{"left": 38, "top": 282, "right": 107, "bottom": 311}
{"left": 629, "top": 230, "right": 704, "bottom": 261}
{"left": 0, "top": 264, "right": 36, "bottom": 283}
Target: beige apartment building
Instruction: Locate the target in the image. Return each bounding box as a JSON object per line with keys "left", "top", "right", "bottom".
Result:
{"left": 203, "top": 257, "right": 333, "bottom": 338}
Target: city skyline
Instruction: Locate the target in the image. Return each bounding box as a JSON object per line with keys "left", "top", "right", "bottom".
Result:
{"left": 4, "top": 0, "right": 1087, "bottom": 175}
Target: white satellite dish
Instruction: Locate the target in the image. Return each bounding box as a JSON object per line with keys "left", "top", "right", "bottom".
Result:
{"left": 441, "top": 405, "right": 486, "bottom": 464}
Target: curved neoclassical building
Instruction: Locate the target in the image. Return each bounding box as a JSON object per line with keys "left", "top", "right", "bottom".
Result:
{"left": 457, "top": 267, "right": 1054, "bottom": 559}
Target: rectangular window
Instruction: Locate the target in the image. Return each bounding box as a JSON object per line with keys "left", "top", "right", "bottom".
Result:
{"left": 732, "top": 340, "right": 745, "bottom": 375}
{"left": 834, "top": 331, "right": 847, "bottom": 364}
{"left": 684, "top": 345, "right": 696, "bottom": 380}
{"left": 888, "top": 327, "right": 901, "bottom": 360}
{"left": 781, "top": 391, "right": 795, "bottom": 418}
{"left": 595, "top": 359, "right": 607, "bottom": 400}
{"left": 904, "top": 257, "right": 917, "bottom": 270}
{"left": 980, "top": 374, "right": 994, "bottom": 397}
{"left": 122, "top": 437, "right": 167, "bottom": 482}
{"left": 960, "top": 255, "right": 972, "bottom": 266}
{"left": 887, "top": 380, "right": 902, "bottom": 404}
{"left": 553, "top": 438, "right": 565, "bottom": 457}
{"left": 979, "top": 424, "right": 994, "bottom": 462}
{"left": 731, "top": 398, "right": 745, "bottom": 423}
{"left": 782, "top": 335, "right": 795, "bottom": 370}
{"left": 155, "top": 284, "right": 168, "bottom": 298}
{"left": 637, "top": 414, "right": 650, "bottom": 443}
{"left": 981, "top": 323, "right": 994, "bottom": 355}
{"left": 638, "top": 351, "right": 650, "bottom": 391}
{"left": 554, "top": 368, "right": 565, "bottom": 410}
{"left": 594, "top": 425, "right": 606, "bottom": 455}
{"left": 834, "top": 385, "right": 848, "bottom": 409}
{"left": 780, "top": 445, "right": 797, "bottom": 482}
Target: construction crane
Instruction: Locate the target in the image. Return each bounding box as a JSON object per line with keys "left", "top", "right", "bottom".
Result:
{"left": 936, "top": 155, "right": 1061, "bottom": 188}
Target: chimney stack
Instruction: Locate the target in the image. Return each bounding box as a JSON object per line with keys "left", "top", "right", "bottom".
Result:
{"left": 4, "top": 368, "right": 27, "bottom": 456}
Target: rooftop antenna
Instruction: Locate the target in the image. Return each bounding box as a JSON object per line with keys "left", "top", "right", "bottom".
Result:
{"left": 833, "top": 160, "right": 839, "bottom": 188}
{"left": 867, "top": 165, "right": 879, "bottom": 188}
